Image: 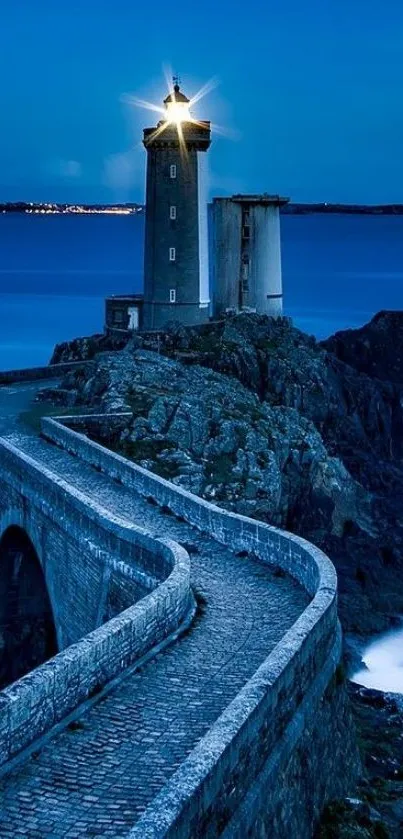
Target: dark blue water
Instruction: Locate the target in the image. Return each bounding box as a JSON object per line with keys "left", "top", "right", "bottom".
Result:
{"left": 0, "top": 213, "right": 402, "bottom": 369}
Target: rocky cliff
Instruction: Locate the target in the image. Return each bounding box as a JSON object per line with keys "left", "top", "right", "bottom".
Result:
{"left": 41, "top": 310, "right": 403, "bottom": 837}
{"left": 323, "top": 310, "right": 403, "bottom": 384}
{"left": 43, "top": 312, "right": 403, "bottom": 638}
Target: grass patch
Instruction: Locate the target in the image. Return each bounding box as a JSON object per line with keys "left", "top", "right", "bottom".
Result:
{"left": 204, "top": 452, "right": 235, "bottom": 485}
{"left": 18, "top": 404, "right": 85, "bottom": 434}
{"left": 127, "top": 390, "right": 156, "bottom": 417}
{"left": 115, "top": 438, "right": 180, "bottom": 480}
{"left": 120, "top": 438, "right": 175, "bottom": 463}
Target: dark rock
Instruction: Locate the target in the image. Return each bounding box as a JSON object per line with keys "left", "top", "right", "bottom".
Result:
{"left": 46, "top": 312, "right": 403, "bottom": 635}
{"left": 50, "top": 332, "right": 128, "bottom": 364}
{"left": 323, "top": 311, "right": 403, "bottom": 384}
{"left": 35, "top": 387, "right": 78, "bottom": 407}
{"left": 48, "top": 311, "right": 403, "bottom": 836}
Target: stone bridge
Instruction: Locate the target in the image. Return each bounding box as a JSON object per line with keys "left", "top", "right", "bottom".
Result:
{"left": 0, "top": 380, "right": 359, "bottom": 838}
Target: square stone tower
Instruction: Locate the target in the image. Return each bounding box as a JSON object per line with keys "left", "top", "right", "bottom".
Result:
{"left": 142, "top": 82, "right": 211, "bottom": 330}
{"left": 210, "top": 194, "right": 289, "bottom": 319}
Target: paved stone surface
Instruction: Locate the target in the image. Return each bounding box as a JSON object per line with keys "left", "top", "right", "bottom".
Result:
{"left": 0, "top": 394, "right": 309, "bottom": 837}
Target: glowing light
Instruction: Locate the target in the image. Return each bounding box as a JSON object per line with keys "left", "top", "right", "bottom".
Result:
{"left": 121, "top": 94, "right": 165, "bottom": 117}
{"left": 189, "top": 76, "right": 219, "bottom": 107}
{"left": 122, "top": 73, "right": 235, "bottom": 159}
{"left": 165, "top": 100, "right": 191, "bottom": 125}
{"left": 125, "top": 73, "right": 215, "bottom": 135}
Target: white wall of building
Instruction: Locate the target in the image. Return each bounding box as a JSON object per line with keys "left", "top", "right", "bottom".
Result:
{"left": 250, "top": 205, "right": 283, "bottom": 317}
{"left": 198, "top": 154, "right": 210, "bottom": 308}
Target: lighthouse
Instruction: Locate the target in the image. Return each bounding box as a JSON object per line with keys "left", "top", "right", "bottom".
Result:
{"left": 104, "top": 79, "right": 290, "bottom": 336}
{"left": 142, "top": 80, "right": 211, "bottom": 330}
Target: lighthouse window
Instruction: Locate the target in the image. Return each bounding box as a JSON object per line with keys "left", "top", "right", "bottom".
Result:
{"left": 170, "top": 289, "right": 176, "bottom": 303}
{"left": 169, "top": 247, "right": 176, "bottom": 261}
{"left": 169, "top": 164, "right": 177, "bottom": 179}
{"left": 170, "top": 205, "right": 177, "bottom": 220}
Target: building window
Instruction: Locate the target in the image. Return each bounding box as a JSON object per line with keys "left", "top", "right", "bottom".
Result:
{"left": 242, "top": 261, "right": 249, "bottom": 280}
{"left": 170, "top": 289, "right": 176, "bottom": 303}
{"left": 170, "top": 164, "right": 177, "bottom": 179}
{"left": 170, "top": 205, "right": 177, "bottom": 219}
{"left": 114, "top": 309, "right": 124, "bottom": 324}
{"left": 169, "top": 247, "right": 176, "bottom": 261}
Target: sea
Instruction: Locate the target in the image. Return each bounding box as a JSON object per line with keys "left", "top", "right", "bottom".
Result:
{"left": 0, "top": 212, "right": 402, "bottom": 370}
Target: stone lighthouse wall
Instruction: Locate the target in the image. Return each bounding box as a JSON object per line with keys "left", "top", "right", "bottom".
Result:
{"left": 142, "top": 147, "right": 201, "bottom": 329}
{"left": 142, "top": 114, "right": 211, "bottom": 330}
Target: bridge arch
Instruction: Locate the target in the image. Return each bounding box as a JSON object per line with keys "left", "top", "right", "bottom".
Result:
{"left": 0, "top": 521, "right": 57, "bottom": 690}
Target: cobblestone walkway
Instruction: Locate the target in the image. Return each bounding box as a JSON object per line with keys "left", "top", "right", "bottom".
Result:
{"left": 0, "top": 431, "right": 308, "bottom": 838}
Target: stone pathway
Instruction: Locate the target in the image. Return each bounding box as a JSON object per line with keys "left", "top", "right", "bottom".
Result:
{"left": 0, "top": 429, "right": 308, "bottom": 838}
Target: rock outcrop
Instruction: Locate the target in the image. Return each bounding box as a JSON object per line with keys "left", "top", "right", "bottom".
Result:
{"left": 323, "top": 310, "right": 403, "bottom": 384}
{"left": 50, "top": 332, "right": 128, "bottom": 364}
{"left": 42, "top": 313, "right": 403, "bottom": 636}
{"left": 41, "top": 310, "right": 403, "bottom": 838}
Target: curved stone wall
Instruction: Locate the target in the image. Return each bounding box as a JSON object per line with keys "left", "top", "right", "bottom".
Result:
{"left": 0, "top": 360, "right": 94, "bottom": 385}
{"left": 41, "top": 415, "right": 358, "bottom": 837}
{"left": 0, "top": 437, "right": 192, "bottom": 765}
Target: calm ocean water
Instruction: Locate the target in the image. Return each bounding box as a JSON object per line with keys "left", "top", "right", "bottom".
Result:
{"left": 0, "top": 212, "right": 402, "bottom": 369}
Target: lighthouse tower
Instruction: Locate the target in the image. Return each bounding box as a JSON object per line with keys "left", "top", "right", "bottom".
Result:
{"left": 142, "top": 80, "right": 211, "bottom": 330}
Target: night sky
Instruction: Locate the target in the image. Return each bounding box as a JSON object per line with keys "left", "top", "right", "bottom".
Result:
{"left": 1, "top": 0, "right": 402, "bottom": 204}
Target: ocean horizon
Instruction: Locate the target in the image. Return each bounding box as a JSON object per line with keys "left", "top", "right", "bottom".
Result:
{"left": 0, "top": 212, "right": 402, "bottom": 369}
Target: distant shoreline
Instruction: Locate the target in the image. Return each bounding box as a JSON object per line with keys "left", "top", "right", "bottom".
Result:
{"left": 283, "top": 203, "right": 403, "bottom": 215}
{"left": 1, "top": 201, "right": 403, "bottom": 216}
{"left": 0, "top": 202, "right": 143, "bottom": 215}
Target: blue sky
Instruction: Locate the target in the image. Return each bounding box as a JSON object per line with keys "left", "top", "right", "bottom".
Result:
{"left": 1, "top": 0, "right": 402, "bottom": 204}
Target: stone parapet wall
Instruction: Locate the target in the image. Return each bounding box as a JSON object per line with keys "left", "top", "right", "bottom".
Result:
{"left": 129, "top": 626, "right": 346, "bottom": 839}
{"left": 42, "top": 415, "right": 335, "bottom": 597}
{"left": 0, "top": 437, "right": 192, "bottom": 766}
{"left": 0, "top": 360, "right": 94, "bottom": 385}
{"left": 41, "top": 415, "right": 355, "bottom": 837}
